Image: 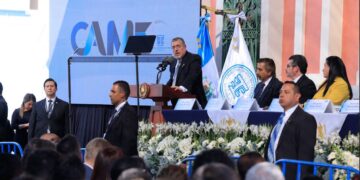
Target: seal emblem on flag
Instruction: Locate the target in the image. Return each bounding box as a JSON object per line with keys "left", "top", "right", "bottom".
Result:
{"left": 219, "top": 64, "right": 256, "bottom": 105}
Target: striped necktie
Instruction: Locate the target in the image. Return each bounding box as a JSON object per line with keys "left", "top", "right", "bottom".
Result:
{"left": 267, "top": 113, "right": 285, "bottom": 163}
{"left": 172, "top": 60, "right": 181, "bottom": 86}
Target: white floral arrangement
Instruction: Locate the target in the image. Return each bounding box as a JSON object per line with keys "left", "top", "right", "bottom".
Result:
{"left": 138, "top": 121, "right": 270, "bottom": 175}
{"left": 315, "top": 132, "right": 360, "bottom": 179}
{"left": 138, "top": 121, "right": 359, "bottom": 177}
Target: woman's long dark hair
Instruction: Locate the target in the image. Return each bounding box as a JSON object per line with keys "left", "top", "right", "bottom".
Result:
{"left": 91, "top": 146, "right": 123, "bottom": 180}
{"left": 319, "top": 56, "right": 353, "bottom": 99}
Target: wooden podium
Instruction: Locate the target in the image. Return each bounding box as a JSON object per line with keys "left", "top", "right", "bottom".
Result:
{"left": 130, "top": 84, "right": 195, "bottom": 124}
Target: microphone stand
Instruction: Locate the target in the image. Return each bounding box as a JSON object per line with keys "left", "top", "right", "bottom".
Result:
{"left": 156, "top": 65, "right": 166, "bottom": 84}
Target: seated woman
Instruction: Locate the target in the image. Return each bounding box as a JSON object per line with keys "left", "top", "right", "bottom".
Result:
{"left": 11, "top": 93, "right": 36, "bottom": 148}
{"left": 313, "top": 56, "right": 353, "bottom": 105}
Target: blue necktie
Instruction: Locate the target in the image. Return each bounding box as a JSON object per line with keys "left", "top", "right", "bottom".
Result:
{"left": 267, "top": 113, "right": 285, "bottom": 163}
{"left": 254, "top": 82, "right": 265, "bottom": 99}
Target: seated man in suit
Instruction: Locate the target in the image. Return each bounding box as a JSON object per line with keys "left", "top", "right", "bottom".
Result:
{"left": 103, "top": 80, "right": 138, "bottom": 156}
{"left": 286, "top": 55, "right": 316, "bottom": 104}
{"left": 254, "top": 58, "right": 283, "bottom": 108}
{"left": 265, "top": 81, "right": 317, "bottom": 180}
{"left": 166, "top": 37, "right": 207, "bottom": 109}
{"left": 28, "top": 78, "right": 69, "bottom": 140}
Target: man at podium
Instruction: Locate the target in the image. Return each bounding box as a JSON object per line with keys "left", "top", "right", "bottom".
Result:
{"left": 166, "top": 37, "right": 207, "bottom": 108}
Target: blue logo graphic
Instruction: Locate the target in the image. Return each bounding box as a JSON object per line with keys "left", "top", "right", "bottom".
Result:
{"left": 71, "top": 20, "right": 151, "bottom": 56}
{"left": 220, "top": 64, "right": 257, "bottom": 105}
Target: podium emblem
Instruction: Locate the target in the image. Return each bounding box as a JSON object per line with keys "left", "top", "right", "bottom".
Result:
{"left": 139, "top": 83, "right": 150, "bottom": 98}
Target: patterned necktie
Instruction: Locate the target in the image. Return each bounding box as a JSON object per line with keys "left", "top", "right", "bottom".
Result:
{"left": 172, "top": 60, "right": 181, "bottom": 86}
{"left": 267, "top": 113, "right": 285, "bottom": 163}
{"left": 254, "top": 82, "right": 265, "bottom": 99}
{"left": 47, "top": 100, "right": 53, "bottom": 118}
{"left": 103, "top": 109, "right": 119, "bottom": 138}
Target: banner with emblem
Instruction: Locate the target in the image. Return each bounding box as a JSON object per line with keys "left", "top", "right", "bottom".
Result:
{"left": 197, "top": 13, "right": 219, "bottom": 99}
{"left": 218, "top": 18, "right": 257, "bottom": 105}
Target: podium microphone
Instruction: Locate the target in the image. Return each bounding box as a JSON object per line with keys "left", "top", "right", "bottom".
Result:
{"left": 157, "top": 56, "right": 175, "bottom": 71}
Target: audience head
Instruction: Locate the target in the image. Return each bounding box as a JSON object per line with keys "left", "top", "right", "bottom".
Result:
{"left": 111, "top": 156, "right": 147, "bottom": 180}
{"left": 23, "top": 149, "right": 61, "bottom": 179}
{"left": 91, "top": 146, "right": 123, "bottom": 180}
{"left": 85, "top": 138, "right": 112, "bottom": 167}
{"left": 110, "top": 80, "right": 130, "bottom": 105}
{"left": 40, "top": 133, "right": 61, "bottom": 144}
{"left": 56, "top": 134, "right": 81, "bottom": 159}
{"left": 118, "top": 168, "right": 151, "bottom": 180}
{"left": 192, "top": 163, "right": 238, "bottom": 180}
{"left": 245, "top": 162, "right": 284, "bottom": 180}
{"left": 53, "top": 155, "right": 85, "bottom": 180}
{"left": 0, "top": 154, "right": 22, "bottom": 180}
{"left": 156, "top": 164, "right": 187, "bottom": 180}
{"left": 192, "top": 149, "right": 235, "bottom": 175}
{"left": 321, "top": 56, "right": 353, "bottom": 99}
{"left": 287, "top": 54, "right": 308, "bottom": 79}
{"left": 43, "top": 78, "right": 57, "bottom": 98}
{"left": 237, "top": 151, "right": 265, "bottom": 180}
{"left": 23, "top": 138, "right": 56, "bottom": 164}
{"left": 279, "top": 81, "right": 301, "bottom": 111}
{"left": 256, "top": 58, "right": 276, "bottom": 81}
{"left": 171, "top": 37, "right": 187, "bottom": 59}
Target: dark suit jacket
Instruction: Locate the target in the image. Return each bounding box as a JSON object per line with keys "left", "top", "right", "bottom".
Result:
{"left": 166, "top": 51, "right": 207, "bottom": 108}
{"left": 296, "top": 75, "right": 316, "bottom": 104}
{"left": 265, "top": 106, "right": 317, "bottom": 180}
{"left": 84, "top": 163, "right": 93, "bottom": 180}
{"left": 104, "top": 102, "right": 138, "bottom": 157}
{"left": 0, "top": 95, "right": 8, "bottom": 123}
{"left": 0, "top": 95, "right": 14, "bottom": 141}
{"left": 254, "top": 77, "right": 283, "bottom": 108}
{"left": 28, "top": 97, "right": 69, "bottom": 139}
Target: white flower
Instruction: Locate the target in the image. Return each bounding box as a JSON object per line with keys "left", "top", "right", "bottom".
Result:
{"left": 342, "top": 151, "right": 359, "bottom": 169}
{"left": 227, "top": 137, "right": 246, "bottom": 153}
{"left": 327, "top": 152, "right": 336, "bottom": 161}
{"left": 156, "top": 135, "right": 176, "bottom": 153}
{"left": 179, "top": 138, "right": 193, "bottom": 156}
{"left": 202, "top": 140, "right": 209, "bottom": 147}
{"left": 217, "top": 137, "right": 226, "bottom": 144}
{"left": 207, "top": 141, "right": 217, "bottom": 149}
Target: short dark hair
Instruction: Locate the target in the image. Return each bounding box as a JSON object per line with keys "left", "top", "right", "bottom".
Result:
{"left": 43, "top": 78, "right": 57, "bottom": 88}
{"left": 192, "top": 149, "right": 235, "bottom": 175}
{"left": 0, "top": 82, "right": 3, "bottom": 94}
{"left": 289, "top": 54, "right": 308, "bottom": 74}
{"left": 172, "top": 37, "right": 186, "bottom": 46}
{"left": 0, "top": 154, "right": 22, "bottom": 180}
{"left": 23, "top": 138, "right": 56, "bottom": 165}
{"left": 111, "top": 157, "right": 147, "bottom": 180}
{"left": 283, "top": 81, "right": 300, "bottom": 94}
{"left": 257, "top": 58, "right": 276, "bottom": 77}
{"left": 56, "top": 134, "right": 81, "bottom": 159}
{"left": 237, "top": 151, "right": 265, "bottom": 180}
{"left": 193, "top": 163, "right": 238, "bottom": 180}
{"left": 113, "top": 80, "right": 130, "bottom": 99}
{"left": 53, "top": 155, "right": 85, "bottom": 180}
{"left": 24, "top": 149, "right": 61, "bottom": 179}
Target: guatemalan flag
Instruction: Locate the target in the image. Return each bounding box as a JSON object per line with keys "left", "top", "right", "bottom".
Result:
{"left": 218, "top": 18, "right": 257, "bottom": 105}
{"left": 197, "top": 13, "right": 219, "bottom": 99}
